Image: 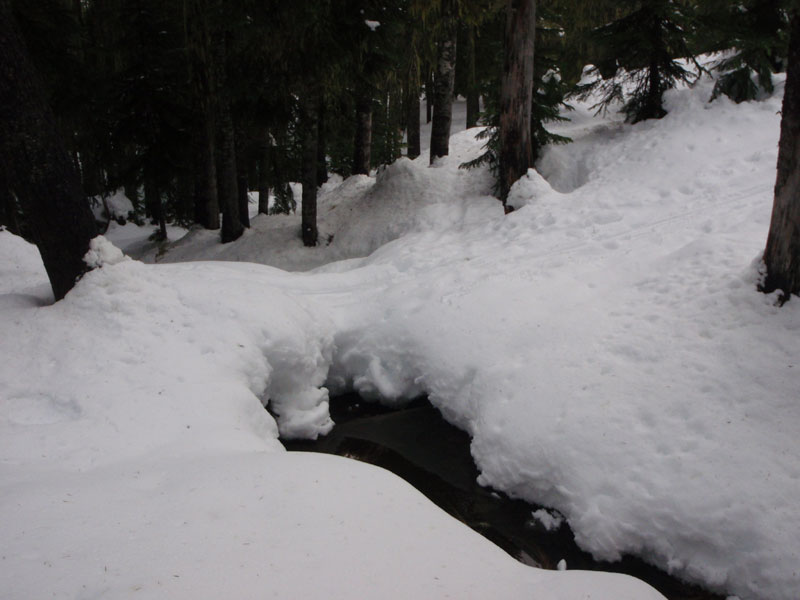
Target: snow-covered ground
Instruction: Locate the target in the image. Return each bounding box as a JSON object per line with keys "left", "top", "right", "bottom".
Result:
{"left": 2, "top": 76, "right": 799, "bottom": 600}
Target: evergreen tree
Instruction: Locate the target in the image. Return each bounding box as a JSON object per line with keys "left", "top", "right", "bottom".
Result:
{"left": 498, "top": 0, "right": 537, "bottom": 201}
{"left": 575, "top": 0, "right": 699, "bottom": 123}
{"left": 704, "top": 0, "right": 789, "bottom": 103}
{"left": 761, "top": 8, "right": 800, "bottom": 303}
{"left": 0, "top": 0, "right": 98, "bottom": 300}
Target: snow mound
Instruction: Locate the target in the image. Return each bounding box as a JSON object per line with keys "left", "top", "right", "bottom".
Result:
{"left": 83, "top": 235, "right": 128, "bottom": 268}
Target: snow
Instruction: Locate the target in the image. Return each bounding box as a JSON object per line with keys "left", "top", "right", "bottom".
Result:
{"left": 531, "top": 508, "right": 565, "bottom": 532}
{"left": 2, "top": 71, "right": 799, "bottom": 600}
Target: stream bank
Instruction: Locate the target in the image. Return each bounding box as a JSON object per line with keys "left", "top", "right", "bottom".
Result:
{"left": 282, "top": 393, "right": 725, "bottom": 600}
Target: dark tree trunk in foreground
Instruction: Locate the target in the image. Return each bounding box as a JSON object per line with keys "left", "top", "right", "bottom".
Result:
{"left": 763, "top": 11, "right": 800, "bottom": 302}
{"left": 0, "top": 0, "right": 98, "bottom": 300}
{"left": 193, "top": 124, "right": 219, "bottom": 227}
{"left": 426, "top": 69, "right": 433, "bottom": 124}
{"left": 235, "top": 127, "right": 250, "bottom": 228}
{"left": 406, "top": 76, "right": 421, "bottom": 160}
{"left": 144, "top": 173, "right": 166, "bottom": 241}
{"left": 465, "top": 26, "right": 480, "bottom": 129}
{"left": 186, "top": 0, "right": 220, "bottom": 230}
{"left": 214, "top": 34, "right": 243, "bottom": 244}
{"left": 301, "top": 87, "right": 319, "bottom": 246}
{"left": 498, "top": 0, "right": 536, "bottom": 202}
{"left": 218, "top": 97, "right": 243, "bottom": 242}
{"left": 353, "top": 86, "right": 373, "bottom": 175}
{"left": 430, "top": 0, "right": 458, "bottom": 164}
{"left": 258, "top": 129, "right": 270, "bottom": 215}
{"left": 317, "top": 97, "right": 329, "bottom": 187}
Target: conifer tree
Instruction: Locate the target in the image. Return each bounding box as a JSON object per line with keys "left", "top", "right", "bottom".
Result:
{"left": 498, "top": 0, "right": 536, "bottom": 201}
{"left": 762, "top": 8, "right": 800, "bottom": 302}
{"left": 0, "top": 0, "right": 98, "bottom": 300}
{"left": 575, "top": 0, "right": 698, "bottom": 123}
{"left": 704, "top": 0, "right": 789, "bottom": 103}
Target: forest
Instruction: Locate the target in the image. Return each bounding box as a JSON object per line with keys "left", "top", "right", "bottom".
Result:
{"left": 1, "top": 1, "right": 800, "bottom": 600}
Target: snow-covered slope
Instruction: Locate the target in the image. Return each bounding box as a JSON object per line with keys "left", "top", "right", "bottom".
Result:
{"left": 2, "top": 75, "right": 799, "bottom": 600}
{"left": 0, "top": 231, "right": 661, "bottom": 600}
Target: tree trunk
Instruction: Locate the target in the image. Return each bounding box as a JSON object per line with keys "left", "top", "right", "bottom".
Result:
{"left": 235, "top": 126, "right": 250, "bottom": 228}
{"left": 0, "top": 174, "right": 24, "bottom": 238}
{"left": 144, "top": 173, "right": 166, "bottom": 241}
{"left": 257, "top": 128, "right": 270, "bottom": 215}
{"left": 301, "top": 87, "right": 319, "bottom": 247}
{"left": 185, "top": 0, "right": 219, "bottom": 230}
{"left": 0, "top": 0, "right": 98, "bottom": 300}
{"left": 353, "top": 85, "right": 373, "bottom": 175}
{"left": 406, "top": 74, "right": 421, "bottom": 160}
{"left": 214, "top": 33, "right": 243, "bottom": 244}
{"left": 498, "top": 0, "right": 536, "bottom": 202}
{"left": 193, "top": 121, "right": 219, "bottom": 228}
{"left": 425, "top": 69, "right": 433, "bottom": 124}
{"left": 317, "top": 96, "right": 329, "bottom": 186}
{"left": 763, "top": 10, "right": 800, "bottom": 302}
{"left": 430, "top": 1, "right": 458, "bottom": 164}
{"left": 465, "top": 26, "right": 480, "bottom": 129}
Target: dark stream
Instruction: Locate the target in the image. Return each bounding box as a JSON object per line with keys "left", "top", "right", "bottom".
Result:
{"left": 282, "top": 394, "right": 725, "bottom": 600}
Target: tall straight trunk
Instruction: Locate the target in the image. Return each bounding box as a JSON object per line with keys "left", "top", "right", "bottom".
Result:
{"left": 317, "top": 96, "right": 329, "bottom": 186}
{"left": 186, "top": 0, "right": 219, "bottom": 230}
{"left": 79, "top": 140, "right": 104, "bottom": 198}
{"left": 176, "top": 167, "right": 194, "bottom": 225}
{"left": 0, "top": 0, "right": 98, "bottom": 300}
{"left": 214, "top": 34, "right": 243, "bottom": 244}
{"left": 144, "top": 172, "right": 166, "bottom": 241}
{"left": 426, "top": 69, "right": 433, "bottom": 124}
{"left": 235, "top": 126, "right": 250, "bottom": 228}
{"left": 430, "top": 1, "right": 458, "bottom": 164}
{"left": 193, "top": 121, "right": 219, "bottom": 228}
{"left": 763, "top": 11, "right": 800, "bottom": 301}
{"left": 301, "top": 86, "right": 319, "bottom": 247}
{"left": 218, "top": 98, "right": 243, "bottom": 242}
{"left": 498, "top": 0, "right": 536, "bottom": 202}
{"left": 257, "top": 128, "right": 270, "bottom": 215}
{"left": 352, "top": 85, "right": 373, "bottom": 175}
{"left": 465, "top": 26, "right": 480, "bottom": 129}
{"left": 406, "top": 76, "right": 421, "bottom": 160}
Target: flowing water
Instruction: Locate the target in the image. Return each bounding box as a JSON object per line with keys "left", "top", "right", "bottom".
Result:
{"left": 282, "top": 393, "right": 725, "bottom": 600}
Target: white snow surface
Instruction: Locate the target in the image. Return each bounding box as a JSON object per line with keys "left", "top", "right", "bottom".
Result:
{"left": 2, "top": 74, "right": 799, "bottom": 600}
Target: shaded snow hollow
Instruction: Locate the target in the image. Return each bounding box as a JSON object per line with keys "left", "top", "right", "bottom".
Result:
{"left": 2, "top": 76, "right": 799, "bottom": 600}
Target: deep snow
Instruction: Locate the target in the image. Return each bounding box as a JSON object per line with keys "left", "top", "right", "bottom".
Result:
{"left": 2, "top": 74, "right": 799, "bottom": 600}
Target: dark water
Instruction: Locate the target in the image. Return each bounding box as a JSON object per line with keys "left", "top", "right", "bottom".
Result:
{"left": 283, "top": 394, "right": 725, "bottom": 600}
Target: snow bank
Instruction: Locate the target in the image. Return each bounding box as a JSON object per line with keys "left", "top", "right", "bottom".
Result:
{"left": 322, "top": 76, "right": 800, "bottom": 600}
{"left": 4, "top": 70, "right": 799, "bottom": 600}
{"left": 0, "top": 230, "right": 662, "bottom": 600}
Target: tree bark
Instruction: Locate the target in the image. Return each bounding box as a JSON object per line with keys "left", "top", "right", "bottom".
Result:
{"left": 301, "top": 87, "right": 319, "bottom": 246}
{"left": 406, "top": 75, "right": 421, "bottom": 160}
{"left": 763, "top": 10, "right": 800, "bottom": 302}
{"left": 0, "top": 0, "right": 98, "bottom": 300}
{"left": 193, "top": 121, "right": 219, "bottom": 228}
{"left": 235, "top": 126, "right": 250, "bottom": 228}
{"left": 352, "top": 85, "right": 373, "bottom": 175}
{"left": 257, "top": 128, "right": 270, "bottom": 215}
{"left": 465, "top": 26, "right": 480, "bottom": 129}
{"left": 144, "top": 172, "right": 166, "bottom": 241}
{"left": 214, "top": 33, "right": 243, "bottom": 244}
{"left": 430, "top": 0, "right": 458, "bottom": 164}
{"left": 425, "top": 69, "right": 433, "bottom": 124}
{"left": 498, "top": 0, "right": 536, "bottom": 202}
{"left": 317, "top": 96, "right": 329, "bottom": 186}
{"left": 186, "top": 0, "right": 219, "bottom": 230}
